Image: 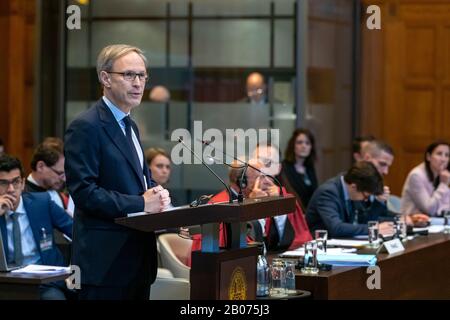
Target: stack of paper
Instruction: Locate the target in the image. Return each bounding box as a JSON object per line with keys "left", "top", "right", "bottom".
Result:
{"left": 430, "top": 217, "right": 444, "bottom": 226}
{"left": 413, "top": 225, "right": 445, "bottom": 234}
{"left": 11, "top": 264, "right": 70, "bottom": 275}
{"left": 327, "top": 239, "right": 369, "bottom": 247}
{"left": 317, "top": 254, "right": 377, "bottom": 267}
{"left": 281, "top": 247, "right": 357, "bottom": 257}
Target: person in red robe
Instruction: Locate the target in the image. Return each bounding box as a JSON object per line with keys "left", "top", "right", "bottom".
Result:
{"left": 190, "top": 160, "right": 312, "bottom": 261}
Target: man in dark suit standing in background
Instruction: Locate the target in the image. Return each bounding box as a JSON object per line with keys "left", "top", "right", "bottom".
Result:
{"left": 64, "top": 44, "right": 171, "bottom": 300}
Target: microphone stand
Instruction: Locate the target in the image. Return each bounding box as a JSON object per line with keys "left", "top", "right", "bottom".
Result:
{"left": 199, "top": 139, "right": 284, "bottom": 198}
{"left": 237, "top": 163, "right": 249, "bottom": 204}
{"left": 178, "top": 138, "right": 233, "bottom": 203}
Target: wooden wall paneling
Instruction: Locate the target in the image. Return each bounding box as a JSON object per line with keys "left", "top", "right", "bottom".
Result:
{"left": 382, "top": 14, "right": 403, "bottom": 194}
{"left": 0, "top": 0, "right": 35, "bottom": 171}
{"left": 7, "top": 0, "right": 26, "bottom": 157}
{"left": 362, "top": 0, "right": 450, "bottom": 195}
{"left": 0, "top": 1, "right": 11, "bottom": 149}
{"left": 441, "top": 25, "right": 450, "bottom": 143}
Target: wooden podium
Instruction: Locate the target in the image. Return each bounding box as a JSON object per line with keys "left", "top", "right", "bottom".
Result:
{"left": 115, "top": 195, "right": 296, "bottom": 300}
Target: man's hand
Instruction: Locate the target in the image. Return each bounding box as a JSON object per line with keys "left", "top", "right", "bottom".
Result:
{"left": 142, "top": 186, "right": 171, "bottom": 213}
{"left": 379, "top": 221, "right": 396, "bottom": 236}
{"left": 410, "top": 213, "right": 430, "bottom": 227}
{"left": 440, "top": 170, "right": 450, "bottom": 185}
{"left": 376, "top": 185, "right": 391, "bottom": 203}
{"left": 403, "top": 214, "right": 413, "bottom": 226}
{"left": 0, "top": 194, "right": 16, "bottom": 216}
{"left": 159, "top": 188, "right": 171, "bottom": 210}
{"left": 248, "top": 177, "right": 269, "bottom": 199}
{"left": 259, "top": 177, "right": 280, "bottom": 197}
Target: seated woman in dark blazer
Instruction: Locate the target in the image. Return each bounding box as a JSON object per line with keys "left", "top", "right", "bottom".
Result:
{"left": 279, "top": 128, "right": 318, "bottom": 210}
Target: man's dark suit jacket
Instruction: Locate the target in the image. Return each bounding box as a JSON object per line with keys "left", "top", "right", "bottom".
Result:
{"left": 24, "top": 180, "right": 72, "bottom": 265}
{"left": 0, "top": 192, "right": 73, "bottom": 266}
{"left": 306, "top": 176, "right": 392, "bottom": 238}
{"left": 64, "top": 99, "right": 157, "bottom": 288}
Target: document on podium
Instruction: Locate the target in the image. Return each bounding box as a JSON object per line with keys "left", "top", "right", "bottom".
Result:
{"left": 126, "top": 204, "right": 197, "bottom": 217}
{"left": 11, "top": 264, "right": 70, "bottom": 275}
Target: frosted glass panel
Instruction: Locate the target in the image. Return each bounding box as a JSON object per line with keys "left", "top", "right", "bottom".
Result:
{"left": 169, "top": 102, "right": 188, "bottom": 132}
{"left": 192, "top": 0, "right": 270, "bottom": 16}
{"left": 170, "top": 0, "right": 188, "bottom": 16}
{"left": 170, "top": 21, "right": 188, "bottom": 66}
{"left": 275, "top": 0, "right": 296, "bottom": 15}
{"left": 309, "top": 0, "right": 353, "bottom": 21}
{"left": 91, "top": 21, "right": 166, "bottom": 67}
{"left": 92, "top": 0, "right": 167, "bottom": 17}
{"left": 193, "top": 20, "right": 270, "bottom": 67}
{"left": 274, "top": 20, "right": 294, "bottom": 67}
{"left": 183, "top": 163, "right": 228, "bottom": 191}
{"left": 67, "top": 21, "right": 89, "bottom": 67}
{"left": 192, "top": 103, "right": 270, "bottom": 131}
{"left": 66, "top": 101, "right": 91, "bottom": 128}
{"left": 272, "top": 103, "right": 296, "bottom": 155}
{"left": 132, "top": 102, "right": 166, "bottom": 144}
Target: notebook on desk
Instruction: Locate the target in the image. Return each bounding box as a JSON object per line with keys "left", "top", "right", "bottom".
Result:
{"left": 0, "top": 229, "right": 23, "bottom": 272}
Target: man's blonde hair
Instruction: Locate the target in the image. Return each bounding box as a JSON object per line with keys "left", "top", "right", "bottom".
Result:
{"left": 96, "top": 44, "right": 148, "bottom": 83}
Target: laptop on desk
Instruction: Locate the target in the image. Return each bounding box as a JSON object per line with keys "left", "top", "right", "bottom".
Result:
{"left": 0, "top": 229, "right": 23, "bottom": 272}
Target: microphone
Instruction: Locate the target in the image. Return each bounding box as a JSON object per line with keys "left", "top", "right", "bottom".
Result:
{"left": 199, "top": 139, "right": 284, "bottom": 197}
{"left": 178, "top": 137, "right": 233, "bottom": 203}
{"left": 206, "top": 154, "right": 248, "bottom": 203}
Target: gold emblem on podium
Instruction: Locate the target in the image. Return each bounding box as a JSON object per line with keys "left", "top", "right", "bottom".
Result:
{"left": 228, "top": 267, "right": 247, "bottom": 300}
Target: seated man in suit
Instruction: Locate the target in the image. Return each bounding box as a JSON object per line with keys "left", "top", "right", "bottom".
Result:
{"left": 26, "top": 139, "right": 70, "bottom": 214}
{"left": 355, "top": 139, "right": 396, "bottom": 221}
{"left": 355, "top": 140, "right": 428, "bottom": 225}
{"left": 0, "top": 154, "right": 73, "bottom": 300}
{"left": 306, "top": 161, "right": 395, "bottom": 238}
{"left": 26, "top": 139, "right": 73, "bottom": 265}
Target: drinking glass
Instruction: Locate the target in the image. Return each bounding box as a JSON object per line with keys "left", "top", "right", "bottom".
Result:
{"left": 315, "top": 229, "right": 328, "bottom": 253}
{"left": 301, "top": 240, "right": 319, "bottom": 274}
{"left": 270, "top": 259, "right": 286, "bottom": 297}
{"left": 368, "top": 221, "right": 379, "bottom": 247}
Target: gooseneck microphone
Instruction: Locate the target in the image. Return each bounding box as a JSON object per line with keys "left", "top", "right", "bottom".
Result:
{"left": 199, "top": 139, "right": 284, "bottom": 197}
{"left": 178, "top": 138, "right": 233, "bottom": 203}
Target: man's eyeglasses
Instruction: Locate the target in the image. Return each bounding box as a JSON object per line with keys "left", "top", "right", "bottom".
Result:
{"left": 47, "top": 165, "right": 65, "bottom": 177}
{"left": 107, "top": 71, "right": 149, "bottom": 83}
{"left": 0, "top": 177, "right": 22, "bottom": 192}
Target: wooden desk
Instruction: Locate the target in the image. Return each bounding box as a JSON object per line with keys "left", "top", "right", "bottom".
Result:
{"left": 0, "top": 271, "right": 70, "bottom": 300}
{"left": 294, "top": 234, "right": 450, "bottom": 299}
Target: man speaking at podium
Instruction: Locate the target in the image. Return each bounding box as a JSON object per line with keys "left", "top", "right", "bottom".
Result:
{"left": 64, "top": 44, "right": 170, "bottom": 300}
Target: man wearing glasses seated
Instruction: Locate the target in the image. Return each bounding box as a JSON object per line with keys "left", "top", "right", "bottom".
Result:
{"left": 0, "top": 154, "right": 73, "bottom": 299}
{"left": 306, "top": 161, "right": 396, "bottom": 238}
{"left": 25, "top": 140, "right": 70, "bottom": 215}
